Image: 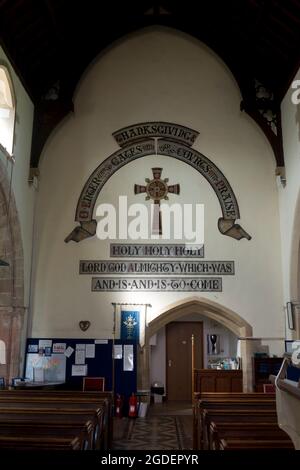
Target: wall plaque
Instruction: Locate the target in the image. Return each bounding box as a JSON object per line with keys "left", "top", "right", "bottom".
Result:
{"left": 91, "top": 277, "right": 222, "bottom": 292}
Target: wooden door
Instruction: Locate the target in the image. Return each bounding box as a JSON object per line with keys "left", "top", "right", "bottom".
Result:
{"left": 166, "top": 321, "right": 203, "bottom": 401}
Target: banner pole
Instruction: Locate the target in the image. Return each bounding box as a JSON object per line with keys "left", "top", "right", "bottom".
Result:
{"left": 112, "top": 303, "right": 116, "bottom": 410}
{"left": 191, "top": 334, "right": 195, "bottom": 405}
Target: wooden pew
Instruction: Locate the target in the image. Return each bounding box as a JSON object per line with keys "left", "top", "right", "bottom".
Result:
{"left": 200, "top": 408, "right": 278, "bottom": 449}
{"left": 192, "top": 390, "right": 294, "bottom": 451}
{"left": 219, "top": 438, "right": 295, "bottom": 450}
{"left": 195, "top": 392, "right": 275, "bottom": 400}
{"left": 0, "top": 407, "right": 103, "bottom": 449}
{"left": 0, "top": 392, "right": 112, "bottom": 449}
{"left": 0, "top": 421, "right": 94, "bottom": 450}
{"left": 0, "top": 435, "right": 82, "bottom": 450}
{"left": 0, "top": 390, "right": 113, "bottom": 437}
{"left": 195, "top": 398, "right": 276, "bottom": 449}
{"left": 193, "top": 392, "right": 276, "bottom": 448}
{"left": 209, "top": 421, "right": 292, "bottom": 450}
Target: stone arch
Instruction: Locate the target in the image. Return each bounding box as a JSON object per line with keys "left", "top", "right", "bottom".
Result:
{"left": 139, "top": 297, "right": 254, "bottom": 392}
{"left": 0, "top": 63, "right": 16, "bottom": 155}
{"left": 0, "top": 158, "right": 24, "bottom": 385}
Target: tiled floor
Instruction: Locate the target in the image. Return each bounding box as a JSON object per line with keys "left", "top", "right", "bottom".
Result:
{"left": 149, "top": 401, "right": 193, "bottom": 416}
{"left": 113, "top": 401, "right": 193, "bottom": 450}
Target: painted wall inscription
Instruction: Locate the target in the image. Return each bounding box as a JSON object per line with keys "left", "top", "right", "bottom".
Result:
{"left": 91, "top": 277, "right": 222, "bottom": 292}
{"left": 110, "top": 243, "right": 204, "bottom": 258}
{"left": 80, "top": 260, "right": 234, "bottom": 275}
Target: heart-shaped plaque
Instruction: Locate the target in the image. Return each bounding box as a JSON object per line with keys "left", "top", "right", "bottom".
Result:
{"left": 79, "top": 320, "right": 91, "bottom": 331}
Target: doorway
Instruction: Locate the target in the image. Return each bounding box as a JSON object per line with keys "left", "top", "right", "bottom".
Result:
{"left": 166, "top": 321, "right": 203, "bottom": 401}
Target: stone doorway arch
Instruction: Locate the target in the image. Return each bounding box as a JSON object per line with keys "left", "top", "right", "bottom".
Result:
{"left": 139, "top": 296, "right": 254, "bottom": 393}
{"left": 0, "top": 158, "right": 24, "bottom": 384}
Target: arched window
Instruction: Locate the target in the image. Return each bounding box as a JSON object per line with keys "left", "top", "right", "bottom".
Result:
{"left": 0, "top": 66, "right": 15, "bottom": 155}
{"left": 0, "top": 339, "right": 6, "bottom": 364}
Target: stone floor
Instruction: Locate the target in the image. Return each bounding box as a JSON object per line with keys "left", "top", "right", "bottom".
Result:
{"left": 113, "top": 401, "right": 193, "bottom": 450}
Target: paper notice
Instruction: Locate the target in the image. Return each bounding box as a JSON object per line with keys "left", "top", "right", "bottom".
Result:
{"left": 38, "top": 339, "right": 52, "bottom": 349}
{"left": 64, "top": 346, "right": 74, "bottom": 358}
{"left": 75, "top": 349, "right": 85, "bottom": 365}
{"left": 114, "top": 344, "right": 123, "bottom": 359}
{"left": 85, "top": 344, "right": 95, "bottom": 358}
{"left": 123, "top": 344, "right": 134, "bottom": 371}
{"left": 71, "top": 365, "right": 87, "bottom": 376}
{"left": 52, "top": 343, "right": 66, "bottom": 354}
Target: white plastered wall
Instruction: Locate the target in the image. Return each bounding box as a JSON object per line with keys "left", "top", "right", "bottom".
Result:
{"left": 279, "top": 69, "right": 300, "bottom": 338}
{"left": 30, "top": 28, "right": 284, "bottom": 352}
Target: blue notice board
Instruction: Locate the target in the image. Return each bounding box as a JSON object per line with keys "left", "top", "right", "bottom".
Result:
{"left": 24, "top": 338, "right": 137, "bottom": 398}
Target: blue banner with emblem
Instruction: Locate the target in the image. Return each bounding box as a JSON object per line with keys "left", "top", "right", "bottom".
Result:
{"left": 120, "top": 310, "right": 139, "bottom": 342}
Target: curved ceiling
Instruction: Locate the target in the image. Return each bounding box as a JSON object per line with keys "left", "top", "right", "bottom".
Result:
{"left": 1, "top": 0, "right": 300, "bottom": 167}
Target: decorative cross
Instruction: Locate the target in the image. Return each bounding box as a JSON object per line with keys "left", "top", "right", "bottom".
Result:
{"left": 134, "top": 168, "right": 180, "bottom": 235}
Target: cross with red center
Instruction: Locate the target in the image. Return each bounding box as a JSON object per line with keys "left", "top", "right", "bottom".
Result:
{"left": 134, "top": 168, "right": 180, "bottom": 235}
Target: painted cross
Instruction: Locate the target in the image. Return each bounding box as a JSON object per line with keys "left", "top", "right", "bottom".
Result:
{"left": 134, "top": 168, "right": 180, "bottom": 235}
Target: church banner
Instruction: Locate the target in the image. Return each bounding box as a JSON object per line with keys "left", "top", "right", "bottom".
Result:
{"left": 120, "top": 311, "right": 140, "bottom": 342}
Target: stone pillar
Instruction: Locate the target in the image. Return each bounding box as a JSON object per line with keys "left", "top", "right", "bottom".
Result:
{"left": 137, "top": 343, "right": 150, "bottom": 401}
{"left": 0, "top": 159, "right": 25, "bottom": 386}
{"left": 9, "top": 308, "right": 25, "bottom": 380}
{"left": 240, "top": 339, "right": 254, "bottom": 392}
{"left": 0, "top": 307, "right": 25, "bottom": 384}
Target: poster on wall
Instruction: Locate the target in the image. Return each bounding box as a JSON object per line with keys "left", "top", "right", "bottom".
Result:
{"left": 85, "top": 344, "right": 95, "bottom": 358}
{"left": 114, "top": 344, "right": 122, "bottom": 359}
{"left": 123, "top": 344, "right": 134, "bottom": 371}
{"left": 53, "top": 343, "right": 66, "bottom": 354}
{"left": 25, "top": 354, "right": 66, "bottom": 382}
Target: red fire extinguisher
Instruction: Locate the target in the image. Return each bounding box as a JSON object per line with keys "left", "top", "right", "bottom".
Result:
{"left": 115, "top": 394, "right": 123, "bottom": 418}
{"left": 128, "top": 392, "right": 138, "bottom": 418}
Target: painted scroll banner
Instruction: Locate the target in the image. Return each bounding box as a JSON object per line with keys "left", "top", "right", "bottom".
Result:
{"left": 65, "top": 122, "right": 251, "bottom": 243}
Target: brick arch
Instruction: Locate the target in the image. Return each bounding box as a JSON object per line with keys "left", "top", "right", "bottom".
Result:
{"left": 139, "top": 297, "right": 254, "bottom": 392}
{"left": 0, "top": 158, "right": 24, "bottom": 384}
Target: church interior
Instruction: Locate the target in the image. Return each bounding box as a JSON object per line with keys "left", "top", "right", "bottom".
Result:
{"left": 1, "top": 0, "right": 300, "bottom": 453}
